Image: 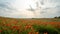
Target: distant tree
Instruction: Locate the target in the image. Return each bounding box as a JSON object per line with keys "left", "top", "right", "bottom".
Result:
{"left": 54, "top": 16, "right": 57, "bottom": 18}
{"left": 54, "top": 16, "right": 60, "bottom": 18}
{"left": 58, "top": 16, "right": 60, "bottom": 18}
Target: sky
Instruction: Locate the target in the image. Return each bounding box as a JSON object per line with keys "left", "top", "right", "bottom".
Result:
{"left": 0, "top": 0, "right": 60, "bottom": 18}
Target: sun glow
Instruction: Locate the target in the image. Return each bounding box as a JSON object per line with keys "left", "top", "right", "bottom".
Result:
{"left": 9, "top": 0, "right": 39, "bottom": 18}
{"left": 12, "top": 0, "right": 36, "bottom": 10}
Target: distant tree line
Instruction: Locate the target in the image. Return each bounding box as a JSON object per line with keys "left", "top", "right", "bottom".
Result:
{"left": 54, "top": 16, "right": 60, "bottom": 18}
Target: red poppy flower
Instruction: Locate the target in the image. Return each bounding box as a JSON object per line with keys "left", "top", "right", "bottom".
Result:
{"left": 11, "top": 26, "right": 19, "bottom": 30}
{"left": 0, "top": 30, "right": 2, "bottom": 32}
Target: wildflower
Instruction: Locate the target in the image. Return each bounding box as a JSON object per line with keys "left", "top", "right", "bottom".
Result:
{"left": 28, "top": 32, "right": 32, "bottom": 34}
{"left": 13, "top": 22, "right": 17, "bottom": 25}
{"left": 35, "top": 32, "right": 39, "bottom": 34}
{"left": 6, "top": 24, "right": 11, "bottom": 27}
{"left": 44, "top": 32, "right": 48, "bottom": 34}
{"left": 11, "top": 26, "right": 19, "bottom": 30}
{"left": 2, "top": 27, "right": 7, "bottom": 30}
{"left": 25, "top": 25, "right": 32, "bottom": 30}
{"left": 0, "top": 30, "right": 2, "bottom": 32}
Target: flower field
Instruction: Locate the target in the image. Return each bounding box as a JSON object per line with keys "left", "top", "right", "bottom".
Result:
{"left": 0, "top": 17, "right": 60, "bottom": 34}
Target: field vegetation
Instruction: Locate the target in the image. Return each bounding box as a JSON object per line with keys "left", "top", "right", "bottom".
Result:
{"left": 0, "top": 17, "right": 60, "bottom": 34}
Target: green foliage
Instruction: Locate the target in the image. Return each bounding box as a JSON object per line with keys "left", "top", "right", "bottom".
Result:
{"left": 33, "top": 25, "right": 60, "bottom": 34}
{"left": 45, "top": 25, "right": 59, "bottom": 34}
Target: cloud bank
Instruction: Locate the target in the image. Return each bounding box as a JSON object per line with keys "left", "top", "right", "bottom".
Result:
{"left": 0, "top": 0, "right": 60, "bottom": 18}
